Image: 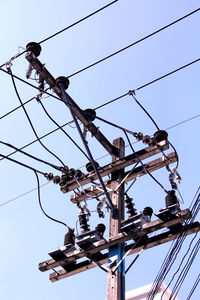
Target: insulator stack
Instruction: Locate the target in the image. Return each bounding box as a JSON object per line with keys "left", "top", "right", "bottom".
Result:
{"left": 95, "top": 223, "right": 106, "bottom": 237}
{"left": 64, "top": 229, "right": 75, "bottom": 246}
{"left": 78, "top": 209, "right": 90, "bottom": 232}
{"left": 165, "top": 190, "right": 179, "bottom": 207}
{"left": 143, "top": 206, "right": 153, "bottom": 218}
{"left": 125, "top": 196, "right": 137, "bottom": 218}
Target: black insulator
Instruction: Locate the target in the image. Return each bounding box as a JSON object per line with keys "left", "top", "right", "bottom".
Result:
{"left": 154, "top": 130, "right": 168, "bottom": 146}
{"left": 125, "top": 196, "right": 137, "bottom": 217}
{"left": 53, "top": 175, "right": 61, "bottom": 184}
{"left": 59, "top": 173, "right": 71, "bottom": 186}
{"left": 143, "top": 206, "right": 153, "bottom": 218}
{"left": 26, "top": 42, "right": 41, "bottom": 57}
{"left": 64, "top": 229, "right": 75, "bottom": 246}
{"left": 86, "top": 161, "right": 99, "bottom": 173}
{"left": 75, "top": 169, "right": 83, "bottom": 178}
{"left": 95, "top": 223, "right": 106, "bottom": 236}
{"left": 69, "top": 168, "right": 75, "bottom": 176}
{"left": 62, "top": 166, "right": 69, "bottom": 173}
{"left": 46, "top": 173, "right": 53, "bottom": 181}
{"left": 83, "top": 109, "right": 96, "bottom": 121}
{"left": 165, "top": 190, "right": 179, "bottom": 207}
{"left": 56, "top": 76, "right": 70, "bottom": 90}
{"left": 135, "top": 132, "right": 143, "bottom": 141}
{"left": 78, "top": 210, "right": 90, "bottom": 232}
{"left": 142, "top": 135, "right": 151, "bottom": 145}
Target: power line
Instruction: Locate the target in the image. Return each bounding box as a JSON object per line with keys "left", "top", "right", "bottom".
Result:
{"left": 95, "top": 58, "right": 200, "bottom": 110}
{"left": 186, "top": 272, "right": 200, "bottom": 300}
{"left": 0, "top": 112, "right": 199, "bottom": 208}
{"left": 34, "top": 171, "right": 71, "bottom": 229}
{"left": 0, "top": 54, "right": 199, "bottom": 127}
{"left": 9, "top": 68, "right": 66, "bottom": 167}
{"left": 39, "top": 1, "right": 118, "bottom": 44}
{"left": 0, "top": 141, "right": 63, "bottom": 172}
{"left": 0, "top": 1, "right": 118, "bottom": 68}
{"left": 67, "top": 8, "right": 200, "bottom": 78}
{"left": 0, "top": 153, "right": 46, "bottom": 176}
{"left": 39, "top": 100, "right": 90, "bottom": 161}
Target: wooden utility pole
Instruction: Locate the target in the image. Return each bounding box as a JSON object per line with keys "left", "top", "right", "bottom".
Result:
{"left": 107, "top": 137, "right": 125, "bottom": 300}
{"left": 25, "top": 46, "right": 200, "bottom": 298}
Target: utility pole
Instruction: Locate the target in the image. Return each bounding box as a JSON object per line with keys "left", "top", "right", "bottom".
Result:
{"left": 25, "top": 43, "right": 200, "bottom": 300}
{"left": 107, "top": 137, "right": 125, "bottom": 300}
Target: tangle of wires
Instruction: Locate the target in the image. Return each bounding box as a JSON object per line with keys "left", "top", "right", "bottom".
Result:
{"left": 146, "top": 188, "right": 200, "bottom": 300}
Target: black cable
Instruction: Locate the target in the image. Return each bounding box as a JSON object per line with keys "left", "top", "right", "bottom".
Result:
{"left": 34, "top": 171, "right": 71, "bottom": 229}
{"left": 9, "top": 68, "right": 66, "bottom": 167}
{"left": 0, "top": 96, "right": 35, "bottom": 120}
{"left": 160, "top": 232, "right": 199, "bottom": 299}
{"left": 170, "top": 238, "right": 200, "bottom": 299}
{"left": 39, "top": 1, "right": 118, "bottom": 44}
{"left": 0, "top": 57, "right": 199, "bottom": 127}
{"left": 58, "top": 81, "right": 115, "bottom": 214}
{"left": 124, "top": 130, "right": 168, "bottom": 193}
{"left": 0, "top": 141, "right": 62, "bottom": 171}
{"left": 94, "top": 58, "right": 200, "bottom": 110}
{"left": 68, "top": 8, "right": 200, "bottom": 78}
{"left": 95, "top": 115, "right": 137, "bottom": 136}
{"left": 0, "top": 66, "right": 61, "bottom": 101}
{"left": 0, "top": 153, "right": 46, "bottom": 176}
{"left": 136, "top": 58, "right": 200, "bottom": 91}
{"left": 147, "top": 190, "right": 200, "bottom": 300}
{"left": 186, "top": 273, "right": 200, "bottom": 300}
{"left": 39, "top": 100, "right": 90, "bottom": 161}
{"left": 129, "top": 91, "right": 179, "bottom": 169}
{"left": 0, "top": 1, "right": 118, "bottom": 68}
{"left": 129, "top": 91, "right": 159, "bottom": 130}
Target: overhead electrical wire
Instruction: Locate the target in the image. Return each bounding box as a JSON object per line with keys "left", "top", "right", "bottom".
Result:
{"left": 58, "top": 81, "right": 115, "bottom": 214}
{"left": 147, "top": 189, "right": 200, "bottom": 300}
{"left": 124, "top": 130, "right": 168, "bottom": 194}
{"left": 186, "top": 272, "right": 200, "bottom": 300}
{"left": 0, "top": 153, "right": 46, "bottom": 176}
{"left": 170, "top": 238, "right": 200, "bottom": 299}
{"left": 0, "top": 56, "right": 199, "bottom": 128}
{"left": 67, "top": 8, "right": 200, "bottom": 78}
{"left": 129, "top": 91, "right": 179, "bottom": 168}
{"left": 38, "top": 100, "right": 90, "bottom": 161}
{"left": 0, "top": 1, "right": 118, "bottom": 68}
{"left": 0, "top": 116, "right": 198, "bottom": 208}
{"left": 0, "top": 140, "right": 63, "bottom": 172}
{"left": 34, "top": 171, "right": 71, "bottom": 229}
{"left": 39, "top": 0, "right": 118, "bottom": 44}
{"left": 160, "top": 232, "right": 199, "bottom": 299}
{"left": 9, "top": 67, "right": 66, "bottom": 167}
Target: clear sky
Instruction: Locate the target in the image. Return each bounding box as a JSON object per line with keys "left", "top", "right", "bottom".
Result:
{"left": 0, "top": 1, "right": 199, "bottom": 299}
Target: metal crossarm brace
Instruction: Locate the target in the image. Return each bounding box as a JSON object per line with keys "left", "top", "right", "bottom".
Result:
{"left": 25, "top": 51, "right": 118, "bottom": 156}
{"left": 39, "top": 209, "right": 191, "bottom": 272}
{"left": 48, "top": 222, "right": 200, "bottom": 282}
{"left": 70, "top": 151, "right": 177, "bottom": 203}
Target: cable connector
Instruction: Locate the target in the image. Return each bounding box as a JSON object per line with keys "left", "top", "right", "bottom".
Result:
{"left": 128, "top": 89, "right": 136, "bottom": 95}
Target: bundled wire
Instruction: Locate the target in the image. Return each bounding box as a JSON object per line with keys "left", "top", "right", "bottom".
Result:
{"left": 186, "top": 272, "right": 200, "bottom": 300}
{"left": 169, "top": 237, "right": 200, "bottom": 299}
{"left": 147, "top": 188, "right": 200, "bottom": 300}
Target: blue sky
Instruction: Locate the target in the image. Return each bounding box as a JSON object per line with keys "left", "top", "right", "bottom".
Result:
{"left": 0, "top": 1, "right": 199, "bottom": 299}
